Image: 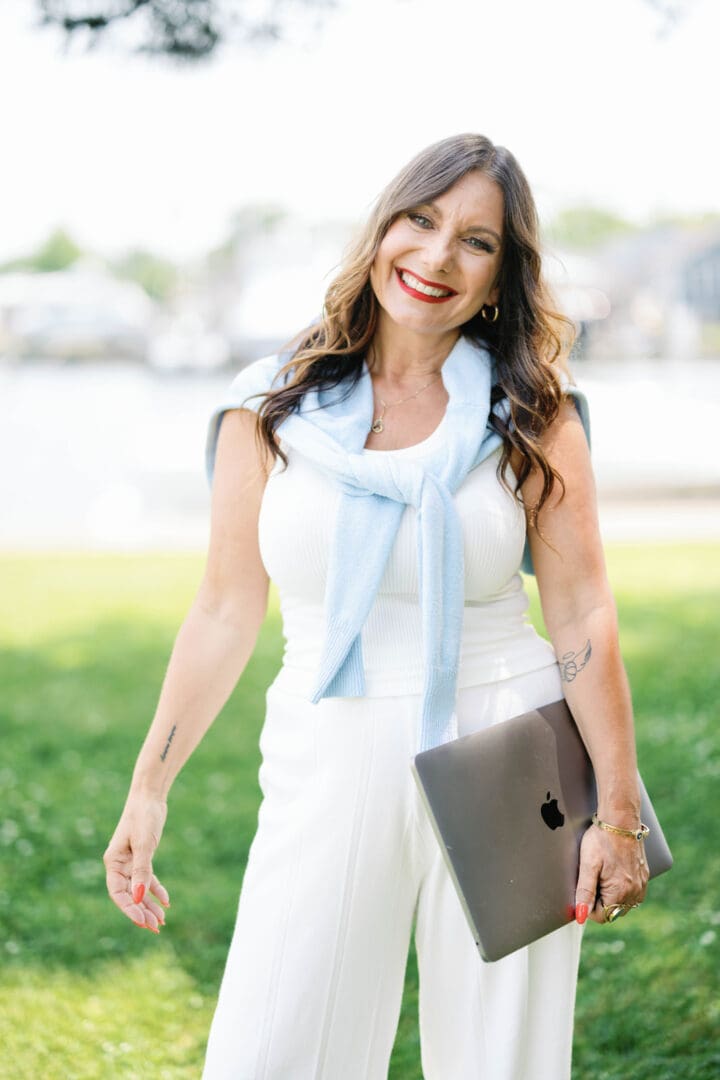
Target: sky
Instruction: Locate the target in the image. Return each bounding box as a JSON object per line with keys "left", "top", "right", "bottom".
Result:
{"left": 1, "top": 0, "right": 717, "bottom": 263}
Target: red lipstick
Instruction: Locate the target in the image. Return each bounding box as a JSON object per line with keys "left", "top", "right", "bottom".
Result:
{"left": 395, "top": 267, "right": 457, "bottom": 304}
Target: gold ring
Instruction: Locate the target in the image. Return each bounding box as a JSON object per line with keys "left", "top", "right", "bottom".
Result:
{"left": 603, "top": 903, "right": 628, "bottom": 923}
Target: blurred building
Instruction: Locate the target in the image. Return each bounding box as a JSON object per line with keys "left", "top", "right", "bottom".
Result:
{"left": 3, "top": 217, "right": 719, "bottom": 372}
{"left": 0, "top": 258, "right": 158, "bottom": 363}
{"left": 577, "top": 223, "right": 720, "bottom": 361}
{"left": 684, "top": 239, "right": 720, "bottom": 320}
{"left": 204, "top": 215, "right": 356, "bottom": 364}
{"left": 541, "top": 248, "right": 611, "bottom": 357}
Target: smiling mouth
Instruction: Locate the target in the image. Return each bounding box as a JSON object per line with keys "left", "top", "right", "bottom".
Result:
{"left": 395, "top": 267, "right": 457, "bottom": 301}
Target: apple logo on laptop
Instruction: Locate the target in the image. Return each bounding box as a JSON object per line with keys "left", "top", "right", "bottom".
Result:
{"left": 541, "top": 791, "right": 565, "bottom": 830}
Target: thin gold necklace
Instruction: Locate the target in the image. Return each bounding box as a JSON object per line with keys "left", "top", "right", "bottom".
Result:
{"left": 369, "top": 370, "right": 443, "bottom": 434}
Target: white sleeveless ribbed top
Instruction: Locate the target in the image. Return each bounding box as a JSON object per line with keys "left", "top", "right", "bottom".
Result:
{"left": 259, "top": 414, "right": 558, "bottom": 698}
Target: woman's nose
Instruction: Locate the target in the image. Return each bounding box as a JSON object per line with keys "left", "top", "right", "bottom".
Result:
{"left": 421, "top": 231, "right": 454, "bottom": 273}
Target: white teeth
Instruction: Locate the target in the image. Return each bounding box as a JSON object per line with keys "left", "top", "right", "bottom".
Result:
{"left": 400, "top": 270, "right": 452, "bottom": 298}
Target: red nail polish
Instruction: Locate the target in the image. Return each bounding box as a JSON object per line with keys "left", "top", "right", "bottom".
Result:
{"left": 132, "top": 883, "right": 145, "bottom": 904}
{"left": 576, "top": 903, "right": 589, "bottom": 925}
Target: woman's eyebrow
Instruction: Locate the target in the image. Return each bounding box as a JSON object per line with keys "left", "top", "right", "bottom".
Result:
{"left": 419, "top": 201, "right": 502, "bottom": 244}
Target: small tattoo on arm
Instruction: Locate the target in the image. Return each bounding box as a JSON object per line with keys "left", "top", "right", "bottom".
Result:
{"left": 160, "top": 724, "right": 177, "bottom": 762}
{"left": 559, "top": 639, "right": 592, "bottom": 682}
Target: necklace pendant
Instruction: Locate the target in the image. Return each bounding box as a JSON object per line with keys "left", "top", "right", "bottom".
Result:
{"left": 371, "top": 418, "right": 384, "bottom": 433}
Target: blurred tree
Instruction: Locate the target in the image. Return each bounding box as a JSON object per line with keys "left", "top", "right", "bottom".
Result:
{"left": 35, "top": 227, "right": 84, "bottom": 270}
{"left": 648, "top": 210, "right": 720, "bottom": 230}
{"left": 0, "top": 227, "right": 83, "bottom": 273}
{"left": 34, "top": 0, "right": 694, "bottom": 63}
{"left": 35, "top": 0, "right": 339, "bottom": 62}
{"left": 205, "top": 201, "right": 288, "bottom": 276}
{"left": 642, "top": 0, "right": 694, "bottom": 28}
{"left": 641, "top": 0, "right": 702, "bottom": 40}
{"left": 544, "top": 206, "right": 639, "bottom": 250}
{"left": 109, "top": 248, "right": 180, "bottom": 301}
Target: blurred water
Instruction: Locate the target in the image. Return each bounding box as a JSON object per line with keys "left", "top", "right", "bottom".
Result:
{"left": 1, "top": 360, "right": 222, "bottom": 551}
{"left": 1, "top": 357, "right": 719, "bottom": 551}
{"left": 571, "top": 358, "right": 720, "bottom": 492}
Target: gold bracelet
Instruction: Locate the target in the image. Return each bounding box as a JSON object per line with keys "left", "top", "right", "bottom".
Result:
{"left": 592, "top": 812, "right": 650, "bottom": 842}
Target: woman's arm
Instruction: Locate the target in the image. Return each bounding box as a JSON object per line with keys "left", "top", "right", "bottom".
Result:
{"left": 104, "top": 408, "right": 272, "bottom": 929}
{"left": 129, "top": 410, "right": 271, "bottom": 801}
{"left": 511, "top": 398, "right": 649, "bottom": 923}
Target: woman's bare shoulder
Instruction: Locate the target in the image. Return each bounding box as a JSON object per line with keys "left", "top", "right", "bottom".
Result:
{"left": 200, "top": 408, "right": 272, "bottom": 619}
{"left": 508, "top": 396, "right": 583, "bottom": 482}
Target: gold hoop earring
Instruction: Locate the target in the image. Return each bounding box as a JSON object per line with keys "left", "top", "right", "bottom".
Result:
{"left": 481, "top": 303, "right": 499, "bottom": 324}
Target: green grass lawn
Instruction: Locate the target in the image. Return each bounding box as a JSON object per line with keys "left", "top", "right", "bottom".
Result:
{"left": 0, "top": 545, "right": 718, "bottom": 1079}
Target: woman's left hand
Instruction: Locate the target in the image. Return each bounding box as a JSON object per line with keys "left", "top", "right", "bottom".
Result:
{"left": 574, "top": 821, "right": 650, "bottom": 925}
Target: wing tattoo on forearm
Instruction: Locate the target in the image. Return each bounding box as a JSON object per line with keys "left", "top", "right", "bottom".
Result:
{"left": 558, "top": 639, "right": 592, "bottom": 682}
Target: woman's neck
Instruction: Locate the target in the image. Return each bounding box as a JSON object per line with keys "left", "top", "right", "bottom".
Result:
{"left": 367, "top": 322, "right": 461, "bottom": 385}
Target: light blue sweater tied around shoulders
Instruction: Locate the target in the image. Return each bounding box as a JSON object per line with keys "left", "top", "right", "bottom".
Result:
{"left": 205, "top": 332, "right": 591, "bottom": 755}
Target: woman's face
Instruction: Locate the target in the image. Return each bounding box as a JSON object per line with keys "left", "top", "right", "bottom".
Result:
{"left": 369, "top": 169, "right": 505, "bottom": 337}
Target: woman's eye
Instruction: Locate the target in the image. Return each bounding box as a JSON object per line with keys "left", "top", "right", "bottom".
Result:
{"left": 407, "top": 213, "right": 432, "bottom": 228}
{"left": 466, "top": 237, "right": 495, "bottom": 253}
{"left": 407, "top": 214, "right": 494, "bottom": 253}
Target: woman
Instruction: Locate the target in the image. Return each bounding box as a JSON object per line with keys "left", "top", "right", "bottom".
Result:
{"left": 104, "top": 133, "right": 649, "bottom": 1079}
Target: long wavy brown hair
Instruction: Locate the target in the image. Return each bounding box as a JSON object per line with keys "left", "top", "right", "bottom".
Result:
{"left": 243, "top": 132, "right": 578, "bottom": 530}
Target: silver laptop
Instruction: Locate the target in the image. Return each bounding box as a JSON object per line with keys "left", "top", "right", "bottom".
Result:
{"left": 410, "top": 699, "right": 674, "bottom": 963}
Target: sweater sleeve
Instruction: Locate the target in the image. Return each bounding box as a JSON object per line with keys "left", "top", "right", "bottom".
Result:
{"left": 204, "top": 352, "right": 290, "bottom": 490}
{"left": 520, "top": 382, "right": 592, "bottom": 576}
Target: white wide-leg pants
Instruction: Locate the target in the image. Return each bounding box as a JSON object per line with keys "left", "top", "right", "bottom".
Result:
{"left": 202, "top": 664, "right": 586, "bottom": 1080}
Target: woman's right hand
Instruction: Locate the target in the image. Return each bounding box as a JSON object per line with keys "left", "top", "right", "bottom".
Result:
{"left": 103, "top": 793, "right": 171, "bottom": 932}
